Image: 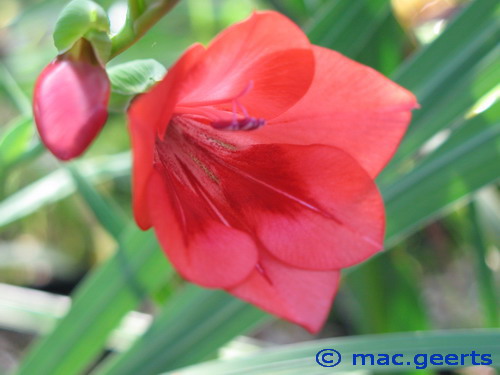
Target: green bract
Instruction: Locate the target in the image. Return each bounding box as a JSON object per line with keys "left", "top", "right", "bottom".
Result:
{"left": 108, "top": 59, "right": 166, "bottom": 96}
{"left": 107, "top": 59, "right": 167, "bottom": 111}
{"left": 53, "top": 0, "right": 111, "bottom": 64}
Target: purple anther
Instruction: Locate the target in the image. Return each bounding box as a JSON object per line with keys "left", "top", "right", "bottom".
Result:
{"left": 212, "top": 116, "right": 266, "bottom": 131}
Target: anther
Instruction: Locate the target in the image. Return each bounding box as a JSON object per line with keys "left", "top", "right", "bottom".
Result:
{"left": 211, "top": 81, "right": 265, "bottom": 131}
{"left": 212, "top": 115, "right": 266, "bottom": 131}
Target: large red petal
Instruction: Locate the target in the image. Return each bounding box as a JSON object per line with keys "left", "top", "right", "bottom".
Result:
{"left": 33, "top": 58, "right": 109, "bottom": 161}
{"left": 147, "top": 170, "right": 258, "bottom": 288}
{"left": 228, "top": 252, "right": 341, "bottom": 333}
{"left": 128, "top": 43, "right": 205, "bottom": 229}
{"left": 151, "top": 119, "right": 384, "bottom": 271}
{"left": 236, "top": 46, "right": 418, "bottom": 177}
{"left": 177, "top": 11, "right": 314, "bottom": 120}
{"left": 219, "top": 143, "right": 385, "bottom": 270}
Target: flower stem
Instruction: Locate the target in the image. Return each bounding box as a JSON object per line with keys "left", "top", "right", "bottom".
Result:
{"left": 110, "top": 0, "right": 180, "bottom": 59}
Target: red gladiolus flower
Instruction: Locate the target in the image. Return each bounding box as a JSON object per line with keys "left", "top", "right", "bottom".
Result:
{"left": 33, "top": 45, "right": 110, "bottom": 160}
{"left": 129, "top": 11, "right": 418, "bottom": 332}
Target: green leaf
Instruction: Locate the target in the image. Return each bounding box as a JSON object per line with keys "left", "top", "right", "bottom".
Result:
{"left": 108, "top": 59, "right": 166, "bottom": 95}
{"left": 0, "top": 63, "right": 32, "bottom": 116}
{"left": 163, "top": 330, "right": 500, "bottom": 374}
{"left": 304, "top": 0, "right": 389, "bottom": 59}
{"left": 355, "top": 11, "right": 407, "bottom": 75}
{"left": 66, "top": 164, "right": 127, "bottom": 240}
{"left": 343, "top": 251, "right": 428, "bottom": 334}
{"left": 93, "top": 287, "right": 269, "bottom": 375}
{"left": 53, "top": 0, "right": 111, "bottom": 63}
{"left": 383, "top": 0, "right": 500, "bottom": 173}
{"left": 0, "top": 117, "right": 34, "bottom": 172}
{"left": 393, "top": 0, "right": 499, "bottom": 98}
{"left": 468, "top": 200, "right": 499, "bottom": 327}
{"left": 387, "top": 45, "right": 499, "bottom": 175}
{"left": 15, "top": 227, "right": 172, "bottom": 375}
{"left": 382, "top": 103, "right": 500, "bottom": 247}
{"left": 0, "top": 152, "right": 130, "bottom": 229}
{"left": 266, "top": 0, "right": 311, "bottom": 22}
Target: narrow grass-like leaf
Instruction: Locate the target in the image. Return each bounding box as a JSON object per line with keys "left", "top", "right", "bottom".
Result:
{"left": 355, "top": 11, "right": 406, "bottom": 75}
{"left": 164, "top": 330, "right": 500, "bottom": 374}
{"left": 0, "top": 63, "right": 31, "bottom": 116}
{"left": 305, "top": 0, "right": 389, "bottom": 58}
{"left": 468, "top": 201, "right": 499, "bottom": 327}
{"left": 388, "top": 45, "right": 499, "bottom": 173}
{"left": 15, "top": 228, "right": 171, "bottom": 375}
{"left": 66, "top": 164, "right": 127, "bottom": 239}
{"left": 0, "top": 283, "right": 151, "bottom": 352}
{"left": 394, "top": 0, "right": 499, "bottom": 97}
{"left": 384, "top": 0, "right": 500, "bottom": 171}
{"left": 383, "top": 107, "right": 500, "bottom": 246}
{"left": 0, "top": 152, "right": 130, "bottom": 228}
{"left": 94, "top": 287, "right": 269, "bottom": 375}
{"left": 343, "top": 251, "right": 428, "bottom": 334}
{"left": 0, "top": 118, "right": 34, "bottom": 172}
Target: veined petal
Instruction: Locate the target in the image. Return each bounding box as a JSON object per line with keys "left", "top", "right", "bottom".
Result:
{"left": 177, "top": 12, "right": 314, "bottom": 120}
{"left": 129, "top": 43, "right": 205, "bottom": 229}
{"left": 229, "top": 252, "right": 341, "bottom": 333}
{"left": 236, "top": 46, "right": 418, "bottom": 177}
{"left": 151, "top": 119, "right": 384, "bottom": 271}
{"left": 219, "top": 143, "right": 385, "bottom": 270}
{"left": 147, "top": 170, "right": 258, "bottom": 288}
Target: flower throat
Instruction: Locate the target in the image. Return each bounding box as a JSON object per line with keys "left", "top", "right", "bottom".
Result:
{"left": 175, "top": 81, "right": 266, "bottom": 132}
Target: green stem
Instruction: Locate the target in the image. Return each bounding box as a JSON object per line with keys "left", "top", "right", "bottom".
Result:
{"left": 110, "top": 0, "right": 180, "bottom": 59}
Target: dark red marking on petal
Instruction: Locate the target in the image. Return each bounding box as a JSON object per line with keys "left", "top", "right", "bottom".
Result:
{"left": 153, "top": 116, "right": 383, "bottom": 272}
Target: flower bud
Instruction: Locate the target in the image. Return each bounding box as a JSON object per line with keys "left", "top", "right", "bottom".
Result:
{"left": 33, "top": 40, "right": 110, "bottom": 160}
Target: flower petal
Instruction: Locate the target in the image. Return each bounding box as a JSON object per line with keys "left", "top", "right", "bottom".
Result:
{"left": 129, "top": 43, "right": 205, "bottom": 229}
{"left": 152, "top": 118, "right": 384, "bottom": 271}
{"left": 177, "top": 11, "right": 314, "bottom": 120}
{"left": 33, "top": 58, "right": 109, "bottom": 160}
{"left": 218, "top": 143, "right": 385, "bottom": 270}
{"left": 237, "top": 46, "right": 418, "bottom": 177}
{"left": 229, "top": 252, "right": 341, "bottom": 333}
{"left": 147, "top": 170, "right": 258, "bottom": 288}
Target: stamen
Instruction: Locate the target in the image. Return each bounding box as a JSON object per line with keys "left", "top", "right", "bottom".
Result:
{"left": 236, "top": 80, "right": 255, "bottom": 99}
{"left": 175, "top": 80, "right": 266, "bottom": 132}
{"left": 212, "top": 114, "right": 265, "bottom": 131}
{"left": 212, "top": 82, "right": 266, "bottom": 131}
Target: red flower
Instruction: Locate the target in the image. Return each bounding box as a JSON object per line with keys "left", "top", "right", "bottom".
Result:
{"left": 33, "top": 45, "right": 110, "bottom": 160}
{"left": 129, "top": 11, "right": 417, "bottom": 332}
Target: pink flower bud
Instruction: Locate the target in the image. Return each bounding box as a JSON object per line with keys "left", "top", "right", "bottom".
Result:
{"left": 33, "top": 55, "right": 110, "bottom": 160}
